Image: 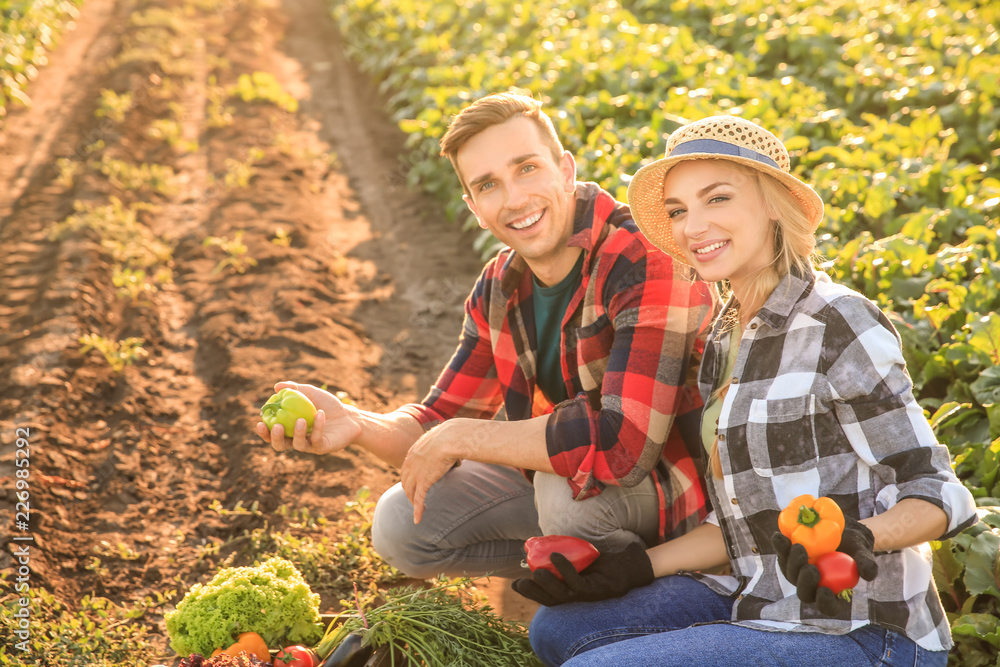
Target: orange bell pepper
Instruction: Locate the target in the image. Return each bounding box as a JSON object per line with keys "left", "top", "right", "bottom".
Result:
{"left": 223, "top": 631, "right": 270, "bottom": 661}
{"left": 777, "top": 494, "right": 845, "bottom": 561}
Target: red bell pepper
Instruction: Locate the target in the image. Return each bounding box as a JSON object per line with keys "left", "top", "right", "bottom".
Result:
{"left": 524, "top": 535, "right": 600, "bottom": 581}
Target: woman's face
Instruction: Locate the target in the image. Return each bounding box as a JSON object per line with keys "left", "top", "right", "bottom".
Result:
{"left": 664, "top": 160, "right": 776, "bottom": 294}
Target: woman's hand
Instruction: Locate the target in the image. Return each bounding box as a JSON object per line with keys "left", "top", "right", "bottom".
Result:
{"left": 772, "top": 516, "right": 877, "bottom": 614}
{"left": 511, "top": 542, "right": 654, "bottom": 606}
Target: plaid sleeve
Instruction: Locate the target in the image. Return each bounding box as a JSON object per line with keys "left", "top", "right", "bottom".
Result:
{"left": 397, "top": 263, "right": 505, "bottom": 429}
{"left": 822, "top": 294, "right": 977, "bottom": 539}
{"left": 547, "top": 245, "right": 714, "bottom": 498}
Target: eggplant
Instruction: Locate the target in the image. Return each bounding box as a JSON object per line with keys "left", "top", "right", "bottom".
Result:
{"left": 319, "top": 633, "right": 374, "bottom": 667}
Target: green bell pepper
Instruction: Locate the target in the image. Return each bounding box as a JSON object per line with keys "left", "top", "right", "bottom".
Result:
{"left": 260, "top": 388, "right": 317, "bottom": 436}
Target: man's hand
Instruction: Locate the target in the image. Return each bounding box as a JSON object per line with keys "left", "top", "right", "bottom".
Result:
{"left": 400, "top": 419, "right": 471, "bottom": 524}
{"left": 255, "top": 382, "right": 361, "bottom": 456}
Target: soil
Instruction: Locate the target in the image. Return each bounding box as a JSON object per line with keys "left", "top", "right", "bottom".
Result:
{"left": 0, "top": 0, "right": 538, "bottom": 660}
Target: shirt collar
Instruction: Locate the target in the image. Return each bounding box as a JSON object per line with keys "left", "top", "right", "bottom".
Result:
{"left": 754, "top": 265, "right": 823, "bottom": 330}
{"left": 713, "top": 265, "right": 822, "bottom": 332}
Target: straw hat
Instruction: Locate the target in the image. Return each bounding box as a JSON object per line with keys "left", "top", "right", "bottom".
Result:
{"left": 627, "top": 115, "right": 824, "bottom": 265}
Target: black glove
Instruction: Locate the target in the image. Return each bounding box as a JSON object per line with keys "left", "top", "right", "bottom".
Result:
{"left": 511, "top": 541, "right": 654, "bottom": 606}
{"left": 837, "top": 516, "right": 878, "bottom": 582}
{"left": 771, "top": 533, "right": 822, "bottom": 603}
{"left": 772, "top": 516, "right": 878, "bottom": 615}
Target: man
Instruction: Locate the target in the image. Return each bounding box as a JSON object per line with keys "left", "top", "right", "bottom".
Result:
{"left": 257, "top": 92, "right": 717, "bottom": 579}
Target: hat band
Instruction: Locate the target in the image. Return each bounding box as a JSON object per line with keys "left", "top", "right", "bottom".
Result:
{"left": 669, "top": 138, "right": 781, "bottom": 170}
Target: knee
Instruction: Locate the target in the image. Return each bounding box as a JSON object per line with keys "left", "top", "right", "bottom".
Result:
{"left": 533, "top": 473, "right": 655, "bottom": 552}
{"left": 528, "top": 606, "right": 573, "bottom": 666}
{"left": 371, "top": 485, "right": 441, "bottom": 579}
{"left": 536, "top": 507, "right": 633, "bottom": 548}
{"left": 535, "top": 497, "right": 646, "bottom": 554}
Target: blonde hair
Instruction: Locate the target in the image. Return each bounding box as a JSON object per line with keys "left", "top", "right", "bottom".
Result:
{"left": 439, "top": 92, "right": 564, "bottom": 196}
{"left": 709, "top": 164, "right": 817, "bottom": 322}
{"left": 707, "top": 165, "right": 816, "bottom": 479}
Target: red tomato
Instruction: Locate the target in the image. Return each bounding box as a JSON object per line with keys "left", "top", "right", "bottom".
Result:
{"left": 815, "top": 551, "right": 860, "bottom": 598}
{"left": 274, "top": 645, "right": 319, "bottom": 667}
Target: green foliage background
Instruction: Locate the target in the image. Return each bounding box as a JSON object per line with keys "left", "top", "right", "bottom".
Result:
{"left": 332, "top": 0, "right": 1000, "bottom": 662}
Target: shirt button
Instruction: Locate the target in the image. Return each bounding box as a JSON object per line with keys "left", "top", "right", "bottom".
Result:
{"left": 732, "top": 377, "right": 739, "bottom": 384}
{"left": 751, "top": 546, "right": 759, "bottom": 554}
{"left": 731, "top": 498, "right": 738, "bottom": 505}
{"left": 750, "top": 323, "right": 758, "bottom": 330}
{"left": 719, "top": 434, "right": 726, "bottom": 442}
{"left": 737, "top": 594, "right": 745, "bottom": 601}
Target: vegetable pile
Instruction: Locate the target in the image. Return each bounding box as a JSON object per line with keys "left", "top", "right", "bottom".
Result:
{"left": 778, "top": 494, "right": 859, "bottom": 599}
{"left": 165, "top": 557, "right": 323, "bottom": 657}
{"left": 178, "top": 653, "right": 271, "bottom": 667}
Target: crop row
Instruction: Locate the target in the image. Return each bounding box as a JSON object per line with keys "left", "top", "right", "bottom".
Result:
{"left": 0, "top": 0, "right": 83, "bottom": 121}
{"left": 331, "top": 0, "right": 1000, "bottom": 662}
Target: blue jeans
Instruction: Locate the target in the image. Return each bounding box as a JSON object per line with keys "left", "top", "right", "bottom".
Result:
{"left": 370, "top": 461, "right": 661, "bottom": 578}
{"left": 530, "top": 575, "right": 949, "bottom": 667}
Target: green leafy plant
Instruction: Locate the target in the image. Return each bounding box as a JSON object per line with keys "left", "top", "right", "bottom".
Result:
{"left": 933, "top": 506, "right": 1000, "bottom": 666}
{"left": 94, "top": 154, "right": 178, "bottom": 196}
{"left": 213, "top": 146, "right": 265, "bottom": 190}
{"left": 52, "top": 197, "right": 174, "bottom": 301}
{"left": 207, "top": 80, "right": 235, "bottom": 127}
{"left": 203, "top": 230, "right": 258, "bottom": 274}
{"left": 209, "top": 499, "right": 264, "bottom": 517}
{"left": 271, "top": 226, "right": 292, "bottom": 246}
{"left": 55, "top": 157, "right": 81, "bottom": 187}
{"left": 229, "top": 71, "right": 299, "bottom": 112}
{"left": 78, "top": 333, "right": 148, "bottom": 373}
{"left": 148, "top": 118, "right": 199, "bottom": 152}
{"left": 93, "top": 540, "right": 142, "bottom": 561}
{"left": 113, "top": 266, "right": 171, "bottom": 302}
{"left": 96, "top": 88, "right": 134, "bottom": 123}
{"left": 0, "top": 576, "right": 163, "bottom": 666}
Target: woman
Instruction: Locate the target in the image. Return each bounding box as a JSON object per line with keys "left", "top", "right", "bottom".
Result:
{"left": 512, "top": 116, "right": 978, "bottom": 666}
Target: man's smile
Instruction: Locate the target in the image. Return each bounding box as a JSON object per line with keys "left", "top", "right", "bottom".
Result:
{"left": 508, "top": 209, "right": 544, "bottom": 230}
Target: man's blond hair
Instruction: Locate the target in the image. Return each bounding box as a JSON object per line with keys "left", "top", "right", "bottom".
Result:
{"left": 439, "top": 92, "right": 564, "bottom": 195}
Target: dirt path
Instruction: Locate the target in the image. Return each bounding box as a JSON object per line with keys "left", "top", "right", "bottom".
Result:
{"left": 0, "top": 0, "right": 536, "bottom": 658}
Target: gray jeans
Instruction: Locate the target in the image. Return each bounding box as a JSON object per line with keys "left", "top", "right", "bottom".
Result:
{"left": 370, "top": 461, "right": 660, "bottom": 579}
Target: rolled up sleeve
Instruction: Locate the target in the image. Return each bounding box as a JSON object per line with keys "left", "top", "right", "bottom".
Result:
{"left": 824, "top": 296, "right": 977, "bottom": 539}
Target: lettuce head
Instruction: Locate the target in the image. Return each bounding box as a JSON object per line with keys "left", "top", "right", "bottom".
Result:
{"left": 165, "top": 556, "right": 322, "bottom": 656}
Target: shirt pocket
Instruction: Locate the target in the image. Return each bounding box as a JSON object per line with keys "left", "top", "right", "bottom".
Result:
{"left": 575, "top": 314, "right": 613, "bottom": 394}
{"left": 745, "top": 395, "right": 820, "bottom": 477}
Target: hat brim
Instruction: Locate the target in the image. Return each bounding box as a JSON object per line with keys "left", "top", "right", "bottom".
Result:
{"left": 627, "top": 152, "right": 825, "bottom": 266}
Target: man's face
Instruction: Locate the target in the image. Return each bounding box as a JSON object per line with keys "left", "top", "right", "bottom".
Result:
{"left": 457, "top": 117, "right": 578, "bottom": 274}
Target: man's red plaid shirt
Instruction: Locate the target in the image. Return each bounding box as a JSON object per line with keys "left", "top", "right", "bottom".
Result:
{"left": 399, "top": 183, "right": 719, "bottom": 542}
